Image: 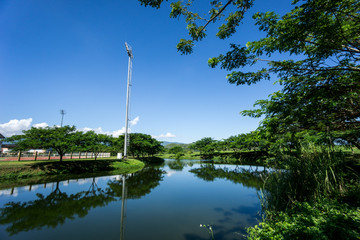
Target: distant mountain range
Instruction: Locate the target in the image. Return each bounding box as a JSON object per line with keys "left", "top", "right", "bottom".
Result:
{"left": 160, "top": 141, "right": 192, "bottom": 149}
{"left": 161, "top": 141, "right": 186, "bottom": 146}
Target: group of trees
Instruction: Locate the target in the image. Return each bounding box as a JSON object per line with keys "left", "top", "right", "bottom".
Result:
{"left": 6, "top": 126, "right": 164, "bottom": 161}
{"left": 139, "top": 0, "right": 360, "bottom": 153}
{"left": 176, "top": 128, "right": 357, "bottom": 160}
{"left": 165, "top": 132, "right": 268, "bottom": 160}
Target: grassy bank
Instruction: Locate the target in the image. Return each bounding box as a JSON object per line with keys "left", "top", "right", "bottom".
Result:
{"left": 0, "top": 158, "right": 145, "bottom": 189}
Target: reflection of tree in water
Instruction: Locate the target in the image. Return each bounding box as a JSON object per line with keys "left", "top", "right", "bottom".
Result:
{"left": 189, "top": 164, "right": 265, "bottom": 189}
{"left": 0, "top": 179, "right": 115, "bottom": 236}
{"left": 108, "top": 167, "right": 165, "bottom": 199}
{"left": 0, "top": 168, "right": 165, "bottom": 236}
{"left": 167, "top": 160, "right": 186, "bottom": 171}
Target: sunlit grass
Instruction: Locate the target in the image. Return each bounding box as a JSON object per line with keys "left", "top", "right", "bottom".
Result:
{"left": 0, "top": 158, "right": 145, "bottom": 181}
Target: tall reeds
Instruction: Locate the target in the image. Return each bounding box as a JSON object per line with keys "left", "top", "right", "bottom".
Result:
{"left": 261, "top": 145, "right": 359, "bottom": 211}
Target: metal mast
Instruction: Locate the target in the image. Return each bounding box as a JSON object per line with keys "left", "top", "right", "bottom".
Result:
{"left": 60, "top": 109, "right": 66, "bottom": 127}
{"left": 124, "top": 42, "right": 133, "bottom": 158}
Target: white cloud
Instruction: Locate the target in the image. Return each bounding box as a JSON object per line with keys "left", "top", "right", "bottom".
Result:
{"left": 166, "top": 170, "right": 176, "bottom": 177}
{"left": 0, "top": 118, "right": 33, "bottom": 137}
{"left": 152, "top": 132, "right": 176, "bottom": 139}
{"left": 0, "top": 189, "right": 18, "bottom": 197}
{"left": 33, "top": 122, "right": 48, "bottom": 128}
{"left": 79, "top": 117, "right": 139, "bottom": 138}
{"left": 130, "top": 116, "right": 139, "bottom": 126}
{"left": 111, "top": 127, "right": 126, "bottom": 137}
{"left": 77, "top": 179, "right": 93, "bottom": 185}
{"left": 78, "top": 126, "right": 127, "bottom": 138}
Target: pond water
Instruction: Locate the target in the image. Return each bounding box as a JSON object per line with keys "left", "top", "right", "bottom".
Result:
{"left": 0, "top": 160, "right": 264, "bottom": 240}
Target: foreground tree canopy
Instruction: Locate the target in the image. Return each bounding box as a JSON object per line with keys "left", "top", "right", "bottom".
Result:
{"left": 139, "top": 0, "right": 360, "bottom": 148}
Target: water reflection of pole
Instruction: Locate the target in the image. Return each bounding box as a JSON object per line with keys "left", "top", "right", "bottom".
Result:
{"left": 120, "top": 175, "right": 127, "bottom": 240}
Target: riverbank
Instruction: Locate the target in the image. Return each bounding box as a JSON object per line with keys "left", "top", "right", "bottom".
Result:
{"left": 157, "top": 151, "right": 268, "bottom": 165}
{"left": 0, "top": 158, "right": 145, "bottom": 180}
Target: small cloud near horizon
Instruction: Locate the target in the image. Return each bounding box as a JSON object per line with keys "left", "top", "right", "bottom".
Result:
{"left": 152, "top": 132, "right": 176, "bottom": 139}
{"left": 78, "top": 126, "right": 127, "bottom": 137}
{"left": 79, "top": 116, "right": 140, "bottom": 137}
{"left": 33, "top": 122, "right": 49, "bottom": 128}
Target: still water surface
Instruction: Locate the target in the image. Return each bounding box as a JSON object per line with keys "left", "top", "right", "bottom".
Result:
{"left": 0, "top": 160, "right": 264, "bottom": 240}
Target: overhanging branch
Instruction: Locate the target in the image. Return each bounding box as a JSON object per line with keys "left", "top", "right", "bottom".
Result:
{"left": 196, "top": 0, "right": 234, "bottom": 36}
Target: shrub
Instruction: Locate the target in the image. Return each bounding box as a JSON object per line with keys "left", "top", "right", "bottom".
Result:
{"left": 247, "top": 199, "right": 360, "bottom": 240}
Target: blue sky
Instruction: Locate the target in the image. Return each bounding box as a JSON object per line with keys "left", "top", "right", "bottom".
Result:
{"left": 0, "top": 0, "right": 293, "bottom": 143}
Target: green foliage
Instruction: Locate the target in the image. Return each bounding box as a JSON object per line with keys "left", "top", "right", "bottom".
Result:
{"left": 108, "top": 135, "right": 124, "bottom": 155}
{"left": 128, "top": 133, "right": 164, "bottom": 158}
{"left": 262, "top": 147, "right": 359, "bottom": 211}
{"left": 168, "top": 145, "right": 184, "bottom": 155}
{"left": 5, "top": 126, "right": 77, "bottom": 162}
{"left": 190, "top": 137, "right": 217, "bottom": 159}
{"left": 190, "top": 164, "right": 263, "bottom": 189}
{"left": 222, "top": 131, "right": 269, "bottom": 152}
{"left": 137, "top": 2, "right": 360, "bottom": 238}
{"left": 5, "top": 127, "right": 165, "bottom": 161}
{"left": 0, "top": 159, "right": 145, "bottom": 181}
{"left": 247, "top": 199, "right": 360, "bottom": 240}
{"left": 80, "top": 131, "right": 112, "bottom": 160}
{"left": 139, "top": 0, "right": 360, "bottom": 148}
{"left": 167, "top": 159, "right": 185, "bottom": 170}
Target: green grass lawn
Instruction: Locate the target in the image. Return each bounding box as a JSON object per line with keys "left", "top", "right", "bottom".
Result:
{"left": 0, "top": 158, "right": 145, "bottom": 180}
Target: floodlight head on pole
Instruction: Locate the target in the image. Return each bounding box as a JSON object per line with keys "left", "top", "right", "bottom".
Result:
{"left": 125, "top": 42, "right": 133, "bottom": 59}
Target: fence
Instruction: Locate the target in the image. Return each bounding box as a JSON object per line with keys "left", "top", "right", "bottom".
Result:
{"left": 0, "top": 152, "right": 111, "bottom": 161}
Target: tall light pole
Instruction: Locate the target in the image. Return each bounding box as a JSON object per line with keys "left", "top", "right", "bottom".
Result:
{"left": 124, "top": 42, "right": 133, "bottom": 158}
{"left": 60, "top": 109, "right": 66, "bottom": 127}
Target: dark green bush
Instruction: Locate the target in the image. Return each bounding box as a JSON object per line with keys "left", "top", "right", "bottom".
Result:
{"left": 247, "top": 199, "right": 360, "bottom": 240}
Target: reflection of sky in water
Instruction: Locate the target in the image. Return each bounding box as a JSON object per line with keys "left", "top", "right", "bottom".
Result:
{"left": 0, "top": 162, "right": 262, "bottom": 240}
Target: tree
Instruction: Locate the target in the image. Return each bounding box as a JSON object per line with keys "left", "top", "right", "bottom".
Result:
{"left": 6, "top": 126, "right": 77, "bottom": 162}
{"left": 168, "top": 145, "right": 184, "bottom": 155}
{"left": 190, "top": 137, "right": 217, "bottom": 159}
{"left": 223, "top": 131, "right": 268, "bottom": 152}
{"left": 108, "top": 135, "right": 125, "bottom": 156}
{"left": 139, "top": 0, "right": 360, "bottom": 147}
{"left": 81, "top": 131, "right": 112, "bottom": 160}
{"left": 128, "top": 133, "right": 164, "bottom": 158}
